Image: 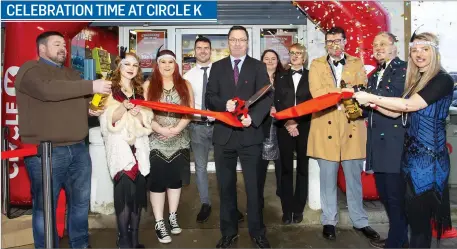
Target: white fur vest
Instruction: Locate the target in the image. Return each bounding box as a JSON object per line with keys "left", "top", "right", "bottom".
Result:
{"left": 99, "top": 95, "right": 153, "bottom": 179}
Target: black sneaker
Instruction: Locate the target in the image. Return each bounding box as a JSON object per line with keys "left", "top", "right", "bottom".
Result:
{"left": 169, "top": 212, "right": 182, "bottom": 235}
{"left": 197, "top": 204, "right": 212, "bottom": 223}
{"left": 155, "top": 220, "right": 171, "bottom": 243}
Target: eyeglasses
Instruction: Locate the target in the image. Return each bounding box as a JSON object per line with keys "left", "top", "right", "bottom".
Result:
{"left": 325, "top": 39, "right": 344, "bottom": 45}
{"left": 228, "top": 38, "right": 248, "bottom": 44}
{"left": 372, "top": 42, "right": 393, "bottom": 49}
{"left": 289, "top": 51, "right": 303, "bottom": 56}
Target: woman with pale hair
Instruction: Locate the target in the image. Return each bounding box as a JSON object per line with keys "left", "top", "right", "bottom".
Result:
{"left": 354, "top": 32, "right": 454, "bottom": 248}
{"left": 99, "top": 51, "right": 153, "bottom": 248}
{"left": 274, "top": 43, "right": 312, "bottom": 224}
{"left": 144, "top": 49, "right": 194, "bottom": 244}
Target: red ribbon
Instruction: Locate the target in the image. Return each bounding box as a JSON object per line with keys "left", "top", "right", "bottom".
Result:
{"left": 130, "top": 99, "right": 243, "bottom": 128}
{"left": 273, "top": 92, "right": 354, "bottom": 120}
{"left": 1, "top": 144, "right": 38, "bottom": 159}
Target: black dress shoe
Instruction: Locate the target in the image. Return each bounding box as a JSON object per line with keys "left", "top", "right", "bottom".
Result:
{"left": 216, "top": 235, "right": 239, "bottom": 248}
{"left": 292, "top": 213, "right": 303, "bottom": 223}
{"left": 238, "top": 210, "right": 244, "bottom": 222}
{"left": 369, "top": 238, "right": 386, "bottom": 249}
{"left": 323, "top": 225, "right": 336, "bottom": 240}
{"left": 353, "top": 226, "right": 380, "bottom": 240}
{"left": 252, "top": 235, "right": 271, "bottom": 248}
{"left": 196, "top": 203, "right": 212, "bottom": 223}
{"left": 282, "top": 213, "right": 292, "bottom": 224}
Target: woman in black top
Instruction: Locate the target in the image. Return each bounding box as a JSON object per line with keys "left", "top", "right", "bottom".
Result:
{"left": 258, "top": 49, "right": 285, "bottom": 209}
{"left": 274, "top": 43, "right": 313, "bottom": 224}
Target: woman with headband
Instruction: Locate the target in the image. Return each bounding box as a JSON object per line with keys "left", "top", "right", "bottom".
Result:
{"left": 354, "top": 32, "right": 454, "bottom": 248}
{"left": 99, "top": 51, "right": 153, "bottom": 248}
{"left": 144, "top": 49, "right": 194, "bottom": 244}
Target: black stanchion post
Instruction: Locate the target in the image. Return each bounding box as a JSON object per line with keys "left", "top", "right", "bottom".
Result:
{"left": 1, "top": 127, "right": 10, "bottom": 218}
{"left": 40, "top": 141, "right": 54, "bottom": 248}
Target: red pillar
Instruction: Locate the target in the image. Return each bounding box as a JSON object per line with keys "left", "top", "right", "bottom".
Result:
{"left": 1, "top": 22, "right": 89, "bottom": 237}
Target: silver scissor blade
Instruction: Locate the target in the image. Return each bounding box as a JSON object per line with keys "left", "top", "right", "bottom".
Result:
{"left": 245, "top": 83, "right": 273, "bottom": 108}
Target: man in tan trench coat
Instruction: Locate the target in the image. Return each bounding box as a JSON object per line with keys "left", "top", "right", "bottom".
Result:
{"left": 307, "top": 27, "right": 380, "bottom": 241}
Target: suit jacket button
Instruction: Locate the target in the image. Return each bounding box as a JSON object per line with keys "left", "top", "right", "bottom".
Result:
{"left": 328, "top": 121, "right": 332, "bottom": 124}
{"left": 349, "top": 135, "right": 352, "bottom": 138}
{"left": 328, "top": 136, "right": 332, "bottom": 139}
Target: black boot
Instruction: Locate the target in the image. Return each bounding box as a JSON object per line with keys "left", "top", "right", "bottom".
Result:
{"left": 117, "top": 232, "right": 132, "bottom": 249}
{"left": 130, "top": 228, "right": 145, "bottom": 248}
{"left": 130, "top": 210, "right": 145, "bottom": 248}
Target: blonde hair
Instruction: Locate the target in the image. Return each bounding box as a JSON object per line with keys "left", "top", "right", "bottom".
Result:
{"left": 289, "top": 43, "right": 309, "bottom": 69}
{"left": 403, "top": 32, "right": 441, "bottom": 97}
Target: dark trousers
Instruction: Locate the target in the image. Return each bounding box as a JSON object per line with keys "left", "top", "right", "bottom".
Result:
{"left": 258, "top": 158, "right": 281, "bottom": 208}
{"left": 277, "top": 126, "right": 309, "bottom": 215}
{"left": 214, "top": 132, "right": 265, "bottom": 237}
{"left": 374, "top": 173, "right": 408, "bottom": 248}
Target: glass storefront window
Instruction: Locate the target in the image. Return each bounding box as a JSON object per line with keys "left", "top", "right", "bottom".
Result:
{"left": 260, "top": 28, "right": 298, "bottom": 68}
{"left": 128, "top": 29, "right": 167, "bottom": 69}
{"left": 181, "top": 34, "right": 230, "bottom": 74}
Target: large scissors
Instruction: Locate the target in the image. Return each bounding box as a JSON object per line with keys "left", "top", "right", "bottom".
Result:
{"left": 232, "top": 83, "right": 273, "bottom": 118}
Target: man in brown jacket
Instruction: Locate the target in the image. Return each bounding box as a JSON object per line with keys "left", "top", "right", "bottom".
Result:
{"left": 307, "top": 27, "right": 380, "bottom": 241}
{"left": 15, "top": 31, "right": 111, "bottom": 248}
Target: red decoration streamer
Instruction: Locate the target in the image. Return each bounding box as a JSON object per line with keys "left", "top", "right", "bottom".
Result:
{"left": 130, "top": 99, "right": 243, "bottom": 128}
{"left": 294, "top": 1, "right": 390, "bottom": 76}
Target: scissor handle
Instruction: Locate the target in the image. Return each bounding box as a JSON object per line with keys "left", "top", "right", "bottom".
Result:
{"left": 232, "top": 97, "right": 248, "bottom": 118}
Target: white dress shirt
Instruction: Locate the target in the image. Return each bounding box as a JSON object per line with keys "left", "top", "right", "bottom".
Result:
{"left": 230, "top": 54, "right": 246, "bottom": 72}
{"left": 376, "top": 59, "right": 393, "bottom": 89}
{"left": 329, "top": 54, "right": 345, "bottom": 110}
{"left": 183, "top": 63, "right": 212, "bottom": 120}
{"left": 291, "top": 67, "right": 304, "bottom": 106}
{"left": 329, "top": 54, "right": 345, "bottom": 88}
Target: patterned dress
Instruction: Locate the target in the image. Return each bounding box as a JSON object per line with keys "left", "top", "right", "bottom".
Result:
{"left": 402, "top": 70, "right": 454, "bottom": 238}
{"left": 148, "top": 87, "right": 191, "bottom": 190}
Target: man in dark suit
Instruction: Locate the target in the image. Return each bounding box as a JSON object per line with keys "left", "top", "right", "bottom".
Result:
{"left": 364, "top": 32, "right": 408, "bottom": 249}
{"left": 274, "top": 43, "right": 312, "bottom": 225}
{"left": 205, "top": 25, "right": 272, "bottom": 248}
